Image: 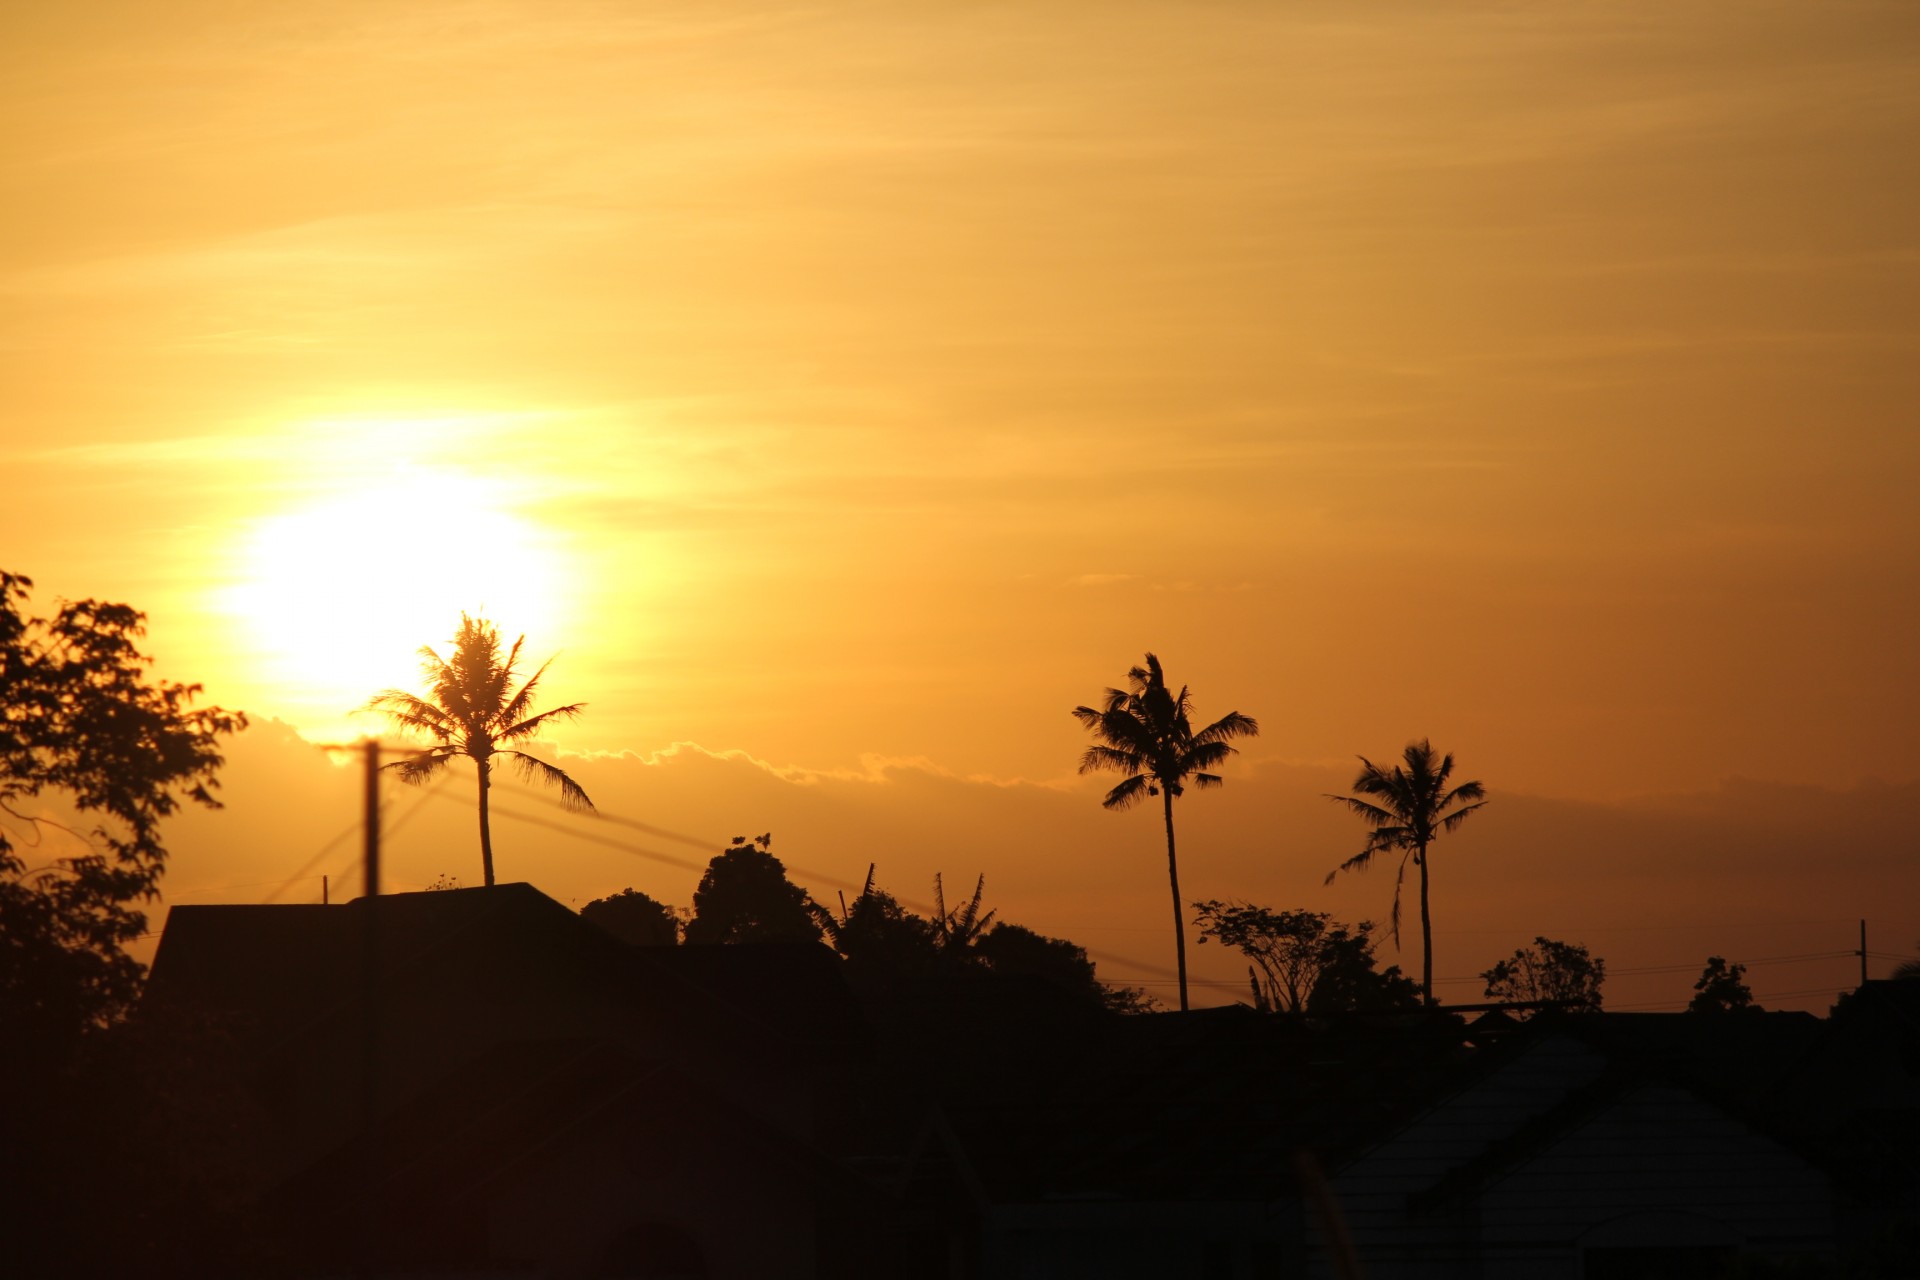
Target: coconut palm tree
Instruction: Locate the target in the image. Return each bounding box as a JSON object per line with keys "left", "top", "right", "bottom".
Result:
{"left": 1073, "top": 653, "right": 1258, "bottom": 1012}
{"left": 1324, "top": 739, "right": 1485, "bottom": 1007}
{"left": 1894, "top": 942, "right": 1920, "bottom": 982}
{"left": 364, "top": 614, "right": 593, "bottom": 886}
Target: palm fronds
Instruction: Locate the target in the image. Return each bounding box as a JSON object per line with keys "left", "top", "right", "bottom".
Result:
{"left": 1073, "top": 651, "right": 1257, "bottom": 1012}
{"left": 360, "top": 613, "right": 594, "bottom": 884}
{"left": 1324, "top": 738, "right": 1487, "bottom": 1000}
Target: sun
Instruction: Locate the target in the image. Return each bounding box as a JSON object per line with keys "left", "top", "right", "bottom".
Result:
{"left": 221, "top": 466, "right": 570, "bottom": 739}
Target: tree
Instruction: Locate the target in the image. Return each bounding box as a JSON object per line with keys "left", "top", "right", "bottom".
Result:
{"left": 930, "top": 871, "right": 997, "bottom": 959}
{"left": 364, "top": 614, "right": 593, "bottom": 887}
{"left": 813, "top": 866, "right": 936, "bottom": 974}
{"left": 973, "top": 922, "right": 1152, "bottom": 1013}
{"left": 1192, "top": 901, "right": 1418, "bottom": 1014}
{"left": 1687, "top": 955, "right": 1757, "bottom": 1013}
{"left": 581, "top": 888, "right": 681, "bottom": 946}
{"left": 1482, "top": 936, "right": 1605, "bottom": 1015}
{"left": 1307, "top": 921, "right": 1422, "bottom": 1016}
{"left": 1324, "top": 739, "right": 1486, "bottom": 1007}
{"left": 683, "top": 834, "right": 824, "bottom": 945}
{"left": 1894, "top": 941, "right": 1920, "bottom": 982}
{"left": 1074, "top": 653, "right": 1258, "bottom": 1012}
{"left": 0, "top": 572, "right": 246, "bottom": 1043}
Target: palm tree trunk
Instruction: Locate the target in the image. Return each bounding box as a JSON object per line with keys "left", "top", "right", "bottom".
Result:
{"left": 1163, "top": 789, "right": 1188, "bottom": 1012}
{"left": 1417, "top": 843, "right": 1433, "bottom": 1006}
{"left": 477, "top": 757, "right": 495, "bottom": 887}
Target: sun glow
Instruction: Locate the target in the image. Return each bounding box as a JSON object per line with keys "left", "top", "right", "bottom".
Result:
{"left": 221, "top": 466, "right": 571, "bottom": 740}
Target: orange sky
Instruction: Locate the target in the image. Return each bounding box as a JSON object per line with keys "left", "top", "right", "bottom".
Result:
{"left": 4, "top": 2, "right": 1917, "bottom": 1009}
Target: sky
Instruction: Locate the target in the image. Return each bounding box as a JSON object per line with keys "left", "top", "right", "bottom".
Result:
{"left": 3, "top": 1, "right": 1917, "bottom": 1010}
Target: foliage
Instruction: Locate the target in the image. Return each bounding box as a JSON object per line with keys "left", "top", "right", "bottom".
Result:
{"left": 930, "top": 871, "right": 996, "bottom": 956}
{"left": 364, "top": 613, "right": 592, "bottom": 887}
{"left": 425, "top": 873, "right": 461, "bottom": 892}
{"left": 1324, "top": 739, "right": 1486, "bottom": 1007}
{"left": 975, "top": 922, "right": 1111, "bottom": 1008}
{"left": 1193, "top": 900, "right": 1418, "bottom": 1014}
{"left": 1894, "top": 941, "right": 1920, "bottom": 982}
{"left": 683, "top": 834, "right": 824, "bottom": 945}
{"left": 1307, "top": 924, "right": 1422, "bottom": 1015}
{"left": 582, "top": 887, "right": 682, "bottom": 946}
{"left": 1481, "top": 936, "right": 1605, "bottom": 1015}
{"left": 1073, "top": 652, "right": 1257, "bottom": 1011}
{"left": 0, "top": 571, "right": 245, "bottom": 1042}
{"left": 816, "top": 867, "right": 1152, "bottom": 1011}
{"left": 814, "top": 868, "right": 936, "bottom": 974}
{"left": 1688, "top": 955, "right": 1758, "bottom": 1013}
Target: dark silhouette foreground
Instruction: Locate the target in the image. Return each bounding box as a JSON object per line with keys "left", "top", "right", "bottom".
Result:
{"left": 41, "top": 882, "right": 1906, "bottom": 1278}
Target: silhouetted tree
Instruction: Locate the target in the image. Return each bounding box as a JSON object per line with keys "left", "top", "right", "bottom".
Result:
{"left": 1194, "top": 902, "right": 1330, "bottom": 1013}
{"left": 814, "top": 866, "right": 936, "bottom": 975}
{"left": 1894, "top": 942, "right": 1920, "bottom": 981}
{"left": 1074, "top": 653, "right": 1257, "bottom": 1012}
{"left": 1482, "top": 936, "right": 1605, "bottom": 1015}
{"left": 1192, "top": 901, "right": 1417, "bottom": 1014}
{"left": 683, "top": 834, "right": 823, "bottom": 945}
{"left": 1688, "top": 955, "right": 1758, "bottom": 1013}
{"left": 582, "top": 887, "right": 681, "bottom": 945}
{"left": 1307, "top": 923, "right": 1422, "bottom": 1015}
{"left": 974, "top": 921, "right": 1151, "bottom": 1013}
{"left": 1324, "top": 739, "right": 1486, "bottom": 1006}
{"left": 0, "top": 571, "right": 246, "bottom": 1044}
{"left": 930, "top": 871, "right": 997, "bottom": 959}
{"left": 0, "top": 572, "right": 248, "bottom": 1275}
{"left": 364, "top": 614, "right": 593, "bottom": 887}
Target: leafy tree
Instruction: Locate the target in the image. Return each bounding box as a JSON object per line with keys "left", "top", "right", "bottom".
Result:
{"left": 1687, "top": 955, "right": 1758, "bottom": 1013}
{"left": 683, "top": 834, "right": 823, "bottom": 945}
{"left": 813, "top": 867, "right": 936, "bottom": 973}
{"left": 930, "top": 871, "right": 997, "bottom": 959}
{"left": 974, "top": 921, "right": 1152, "bottom": 1013}
{"left": 1192, "top": 901, "right": 1417, "bottom": 1014}
{"left": 364, "top": 614, "right": 593, "bottom": 887}
{"left": 1074, "top": 653, "right": 1258, "bottom": 1012}
{"left": 0, "top": 572, "right": 245, "bottom": 1043}
{"left": 582, "top": 887, "right": 681, "bottom": 946}
{"left": 1324, "top": 739, "right": 1486, "bottom": 1006}
{"left": 1307, "top": 922, "right": 1422, "bottom": 1015}
{"left": 1482, "top": 936, "right": 1605, "bottom": 1015}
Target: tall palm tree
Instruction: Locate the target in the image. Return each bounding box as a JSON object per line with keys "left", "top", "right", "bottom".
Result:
{"left": 364, "top": 614, "right": 594, "bottom": 887}
{"left": 1324, "top": 739, "right": 1485, "bottom": 1007}
{"left": 1074, "top": 653, "right": 1258, "bottom": 1012}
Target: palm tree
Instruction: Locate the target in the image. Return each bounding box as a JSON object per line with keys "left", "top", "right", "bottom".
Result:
{"left": 364, "top": 614, "right": 594, "bottom": 886}
{"left": 1073, "top": 653, "right": 1258, "bottom": 1012}
{"left": 1894, "top": 942, "right": 1920, "bottom": 982}
{"left": 1324, "top": 739, "right": 1485, "bottom": 1007}
{"left": 931, "top": 871, "right": 997, "bottom": 958}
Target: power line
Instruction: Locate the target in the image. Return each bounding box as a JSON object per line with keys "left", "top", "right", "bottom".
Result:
{"left": 424, "top": 778, "right": 1191, "bottom": 984}
{"left": 286, "top": 765, "right": 1903, "bottom": 1000}
{"left": 491, "top": 776, "right": 718, "bottom": 851}
{"left": 258, "top": 821, "right": 359, "bottom": 904}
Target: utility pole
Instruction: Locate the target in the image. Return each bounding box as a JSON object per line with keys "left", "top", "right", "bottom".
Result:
{"left": 1859, "top": 919, "right": 1868, "bottom": 987}
{"left": 358, "top": 736, "right": 384, "bottom": 1273}
{"left": 363, "top": 737, "right": 381, "bottom": 900}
